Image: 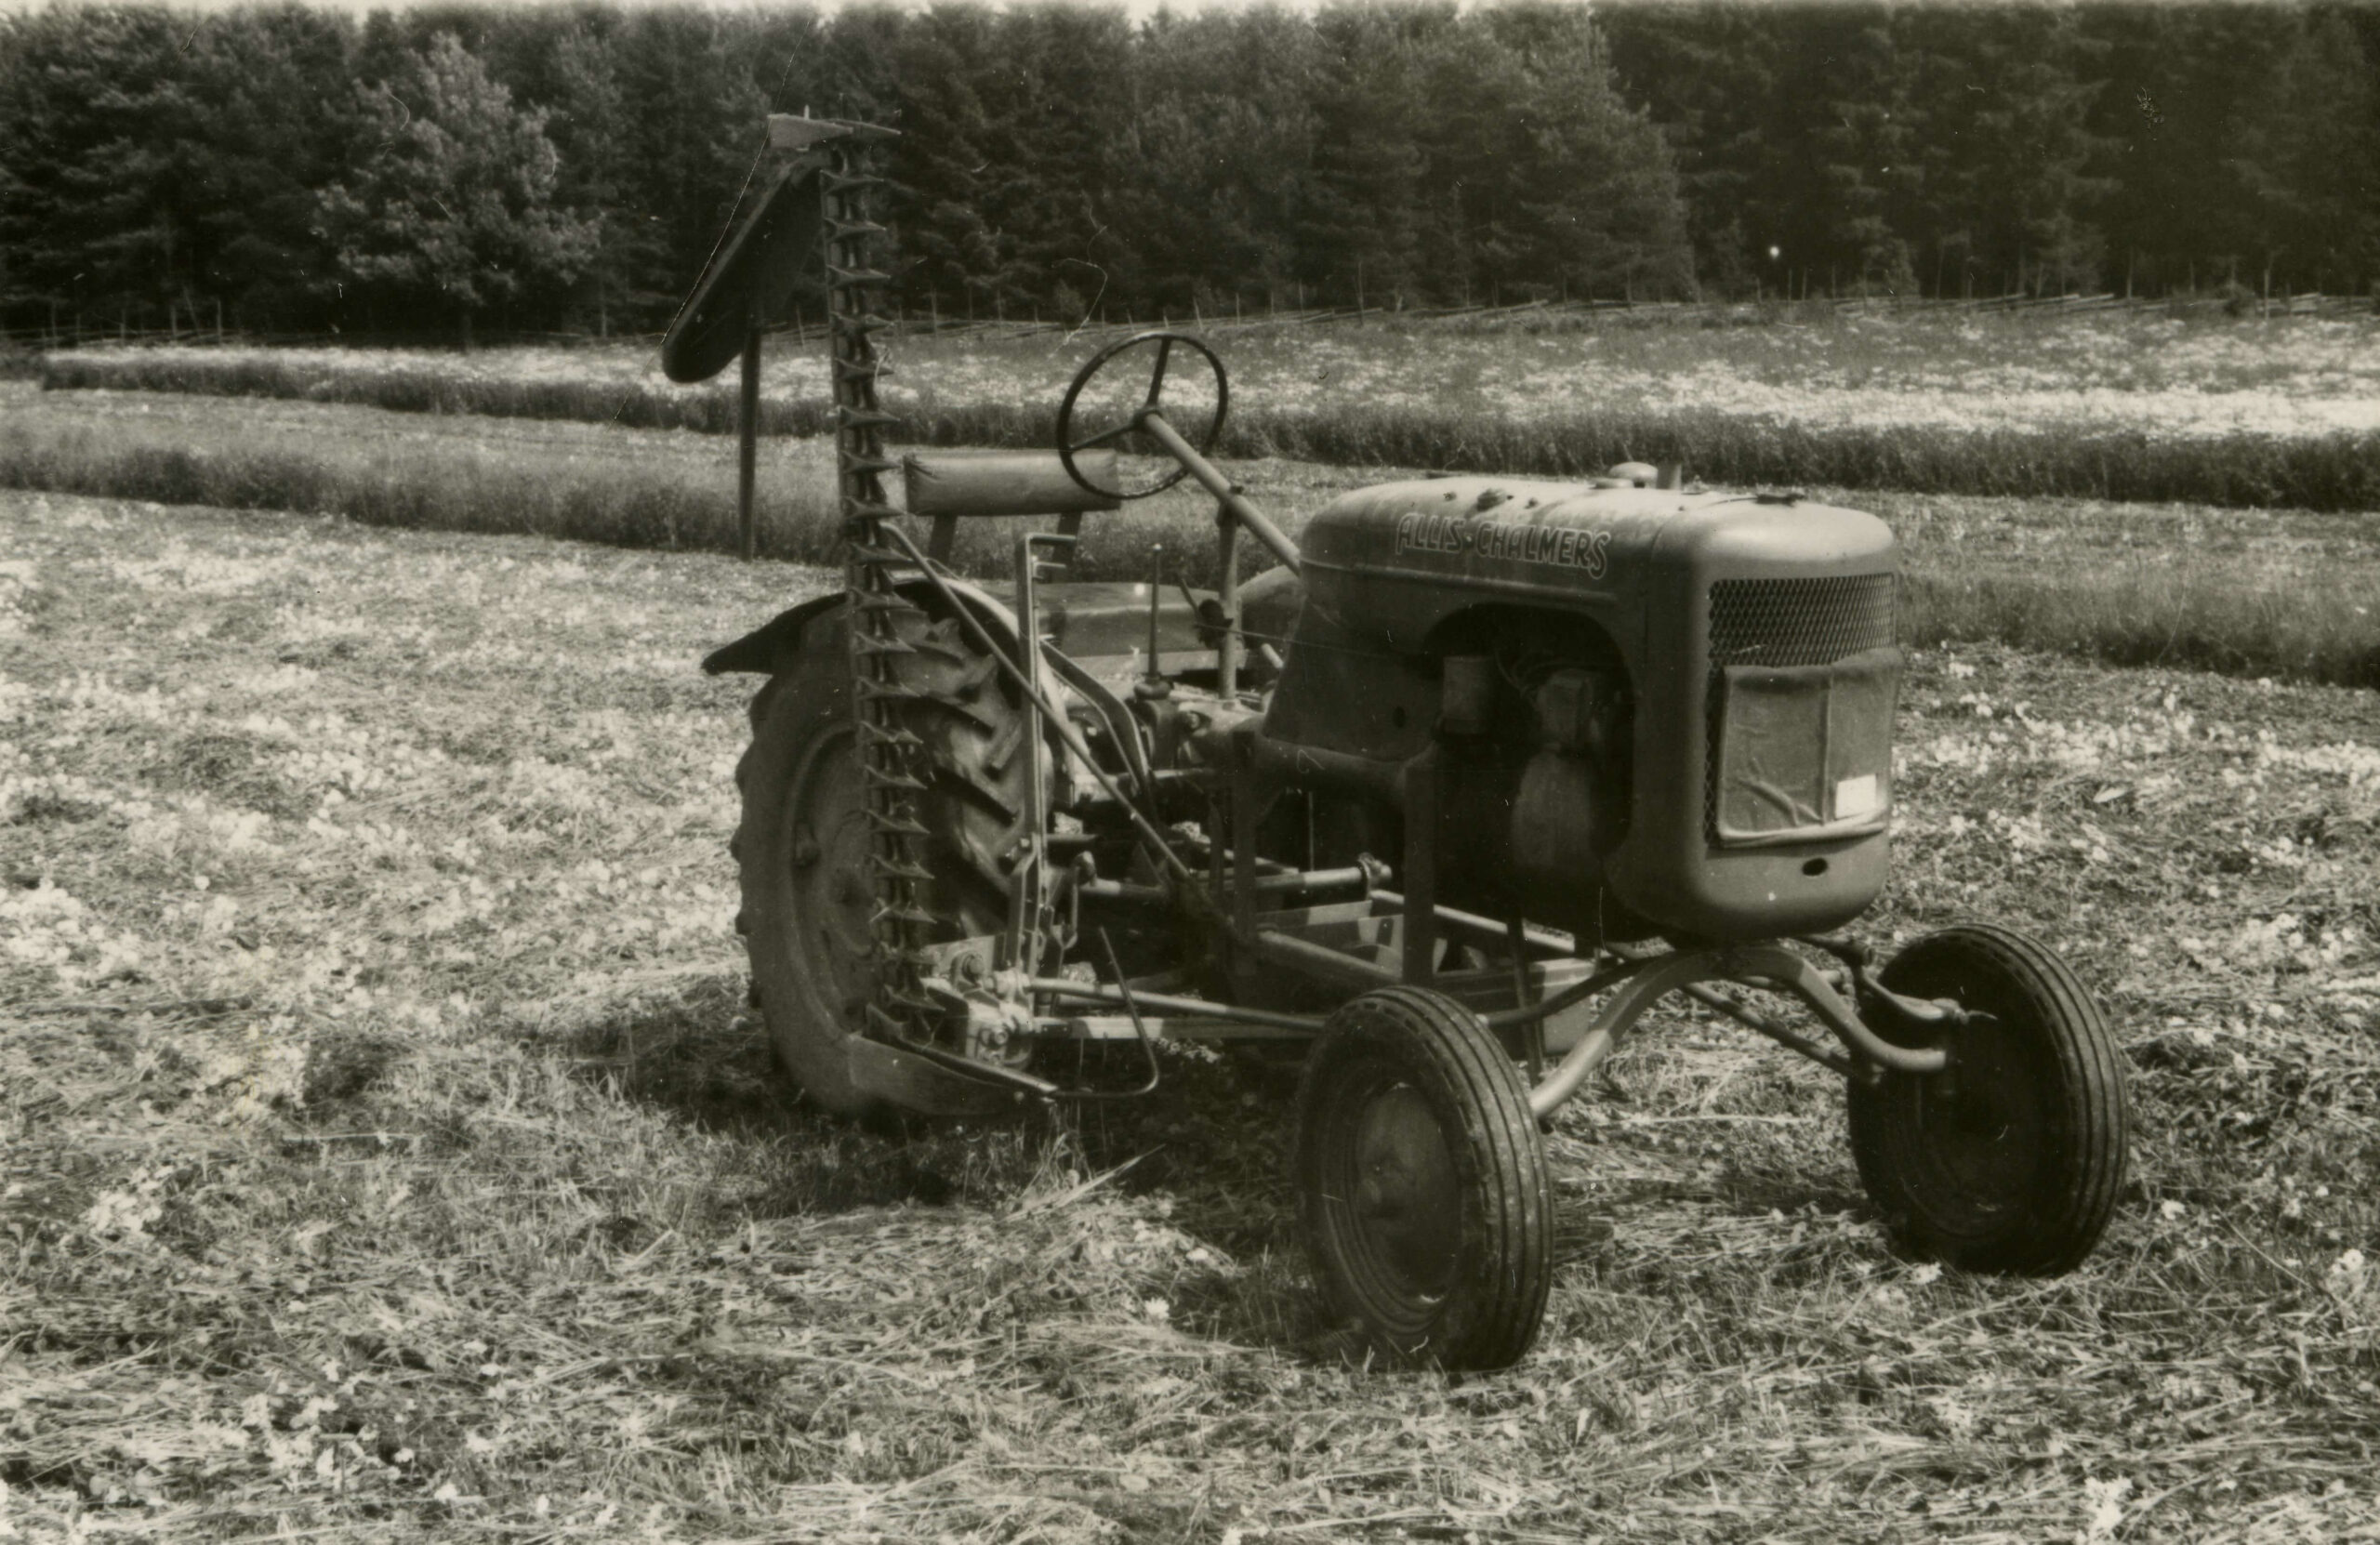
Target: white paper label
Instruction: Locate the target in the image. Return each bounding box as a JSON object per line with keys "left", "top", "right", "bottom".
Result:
{"left": 1834, "top": 773, "right": 1880, "bottom": 820}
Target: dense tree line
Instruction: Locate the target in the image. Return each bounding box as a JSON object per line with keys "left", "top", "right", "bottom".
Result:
{"left": 2, "top": 2, "right": 2373, "bottom": 346}
{"left": 1595, "top": 1, "right": 2380, "bottom": 301}
{"left": 0, "top": 0, "right": 1689, "bottom": 340}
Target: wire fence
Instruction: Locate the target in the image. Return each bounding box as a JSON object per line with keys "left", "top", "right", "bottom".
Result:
{"left": 6, "top": 288, "right": 2373, "bottom": 355}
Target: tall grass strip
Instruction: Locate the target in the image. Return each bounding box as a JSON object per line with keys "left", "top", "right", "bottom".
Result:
{"left": 7, "top": 384, "right": 2375, "bottom": 688}
{"left": 41, "top": 310, "right": 2380, "bottom": 512}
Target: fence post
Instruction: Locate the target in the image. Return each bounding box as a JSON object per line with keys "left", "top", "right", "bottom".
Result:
{"left": 738, "top": 327, "right": 761, "bottom": 561}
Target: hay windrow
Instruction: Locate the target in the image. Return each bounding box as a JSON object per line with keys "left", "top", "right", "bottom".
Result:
{"left": 4, "top": 488, "right": 2378, "bottom": 1540}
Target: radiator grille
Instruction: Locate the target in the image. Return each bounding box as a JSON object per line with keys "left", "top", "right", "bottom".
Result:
{"left": 1705, "top": 574, "right": 1898, "bottom": 835}
{"left": 1709, "top": 574, "right": 1898, "bottom": 670}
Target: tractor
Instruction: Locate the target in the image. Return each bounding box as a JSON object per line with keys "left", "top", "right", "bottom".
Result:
{"left": 664, "top": 118, "right": 2130, "bottom": 1370}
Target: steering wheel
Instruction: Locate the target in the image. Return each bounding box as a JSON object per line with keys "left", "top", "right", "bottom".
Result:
{"left": 1055, "top": 331, "right": 1230, "bottom": 500}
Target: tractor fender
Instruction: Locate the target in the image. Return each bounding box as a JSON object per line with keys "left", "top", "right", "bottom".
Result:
{"left": 702, "top": 577, "right": 1025, "bottom": 678}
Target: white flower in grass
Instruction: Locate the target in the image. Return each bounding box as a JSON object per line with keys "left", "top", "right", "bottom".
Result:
{"left": 81, "top": 1169, "right": 171, "bottom": 1240}
{"left": 2080, "top": 1476, "right": 2133, "bottom": 1543}
{"left": 2327, "top": 1249, "right": 2378, "bottom": 1329}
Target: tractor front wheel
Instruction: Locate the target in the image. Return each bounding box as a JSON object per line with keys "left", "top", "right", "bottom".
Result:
{"left": 1293, "top": 986, "right": 1554, "bottom": 1370}
{"left": 1847, "top": 923, "right": 2130, "bottom": 1274}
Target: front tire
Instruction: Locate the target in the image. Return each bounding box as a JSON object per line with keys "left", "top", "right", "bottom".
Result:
{"left": 1847, "top": 923, "right": 2130, "bottom": 1274}
{"left": 1293, "top": 986, "right": 1554, "bottom": 1369}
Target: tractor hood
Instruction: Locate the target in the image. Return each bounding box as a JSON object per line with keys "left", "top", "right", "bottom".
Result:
{"left": 1299, "top": 476, "right": 1894, "bottom": 649}
{"left": 1268, "top": 472, "right": 1904, "bottom": 943}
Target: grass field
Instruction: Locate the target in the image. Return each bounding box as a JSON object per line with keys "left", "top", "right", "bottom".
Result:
{"left": 6, "top": 488, "right": 2378, "bottom": 1541}
{"left": 36, "top": 304, "right": 2380, "bottom": 510}
{"left": 7, "top": 381, "right": 2378, "bottom": 689}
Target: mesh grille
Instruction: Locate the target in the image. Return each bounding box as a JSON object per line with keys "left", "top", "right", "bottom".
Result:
{"left": 1709, "top": 574, "right": 1898, "bottom": 670}
{"left": 1705, "top": 574, "right": 1898, "bottom": 834}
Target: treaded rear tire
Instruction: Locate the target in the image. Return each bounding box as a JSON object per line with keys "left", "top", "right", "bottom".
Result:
{"left": 1293, "top": 985, "right": 1554, "bottom": 1370}
{"left": 732, "top": 598, "right": 1029, "bottom": 1115}
{"left": 1847, "top": 922, "right": 2130, "bottom": 1274}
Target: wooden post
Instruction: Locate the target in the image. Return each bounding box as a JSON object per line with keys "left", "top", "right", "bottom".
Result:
{"left": 738, "top": 326, "right": 761, "bottom": 561}
{"left": 1215, "top": 500, "right": 1240, "bottom": 702}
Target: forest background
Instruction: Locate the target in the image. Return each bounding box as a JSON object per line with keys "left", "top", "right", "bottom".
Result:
{"left": 2, "top": 0, "right": 2377, "bottom": 347}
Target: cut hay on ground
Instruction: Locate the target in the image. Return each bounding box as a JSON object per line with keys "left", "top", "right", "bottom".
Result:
{"left": 3, "top": 489, "right": 2377, "bottom": 1541}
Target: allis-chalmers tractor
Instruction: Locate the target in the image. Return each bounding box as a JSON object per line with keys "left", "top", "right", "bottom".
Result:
{"left": 665, "top": 119, "right": 2130, "bottom": 1369}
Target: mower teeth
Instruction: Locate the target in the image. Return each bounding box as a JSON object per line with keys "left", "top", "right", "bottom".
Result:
{"left": 856, "top": 721, "right": 923, "bottom": 749}
{"left": 819, "top": 138, "right": 948, "bottom": 1051}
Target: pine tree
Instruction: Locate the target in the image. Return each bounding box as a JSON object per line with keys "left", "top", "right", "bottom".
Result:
{"left": 0, "top": 7, "right": 189, "bottom": 336}
{"left": 180, "top": 7, "right": 359, "bottom": 331}
{"left": 1298, "top": 7, "right": 1427, "bottom": 310}
{"left": 989, "top": 6, "right": 1135, "bottom": 318}
{"left": 1815, "top": 15, "right": 1924, "bottom": 296}
{"left": 1108, "top": 7, "right": 1320, "bottom": 316}
{"left": 530, "top": 20, "right": 633, "bottom": 335}
{"left": 885, "top": 6, "right": 1011, "bottom": 324}
{"left": 1476, "top": 4, "right": 1697, "bottom": 302}
{"left": 2219, "top": 8, "right": 2380, "bottom": 296}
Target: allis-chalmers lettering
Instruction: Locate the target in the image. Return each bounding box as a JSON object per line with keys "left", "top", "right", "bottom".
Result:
{"left": 1395, "top": 511, "right": 1612, "bottom": 579}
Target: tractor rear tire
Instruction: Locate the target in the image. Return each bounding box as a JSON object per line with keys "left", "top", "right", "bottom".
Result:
{"left": 1847, "top": 923, "right": 2130, "bottom": 1274}
{"left": 1293, "top": 985, "right": 1554, "bottom": 1370}
{"left": 732, "top": 599, "right": 1031, "bottom": 1116}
